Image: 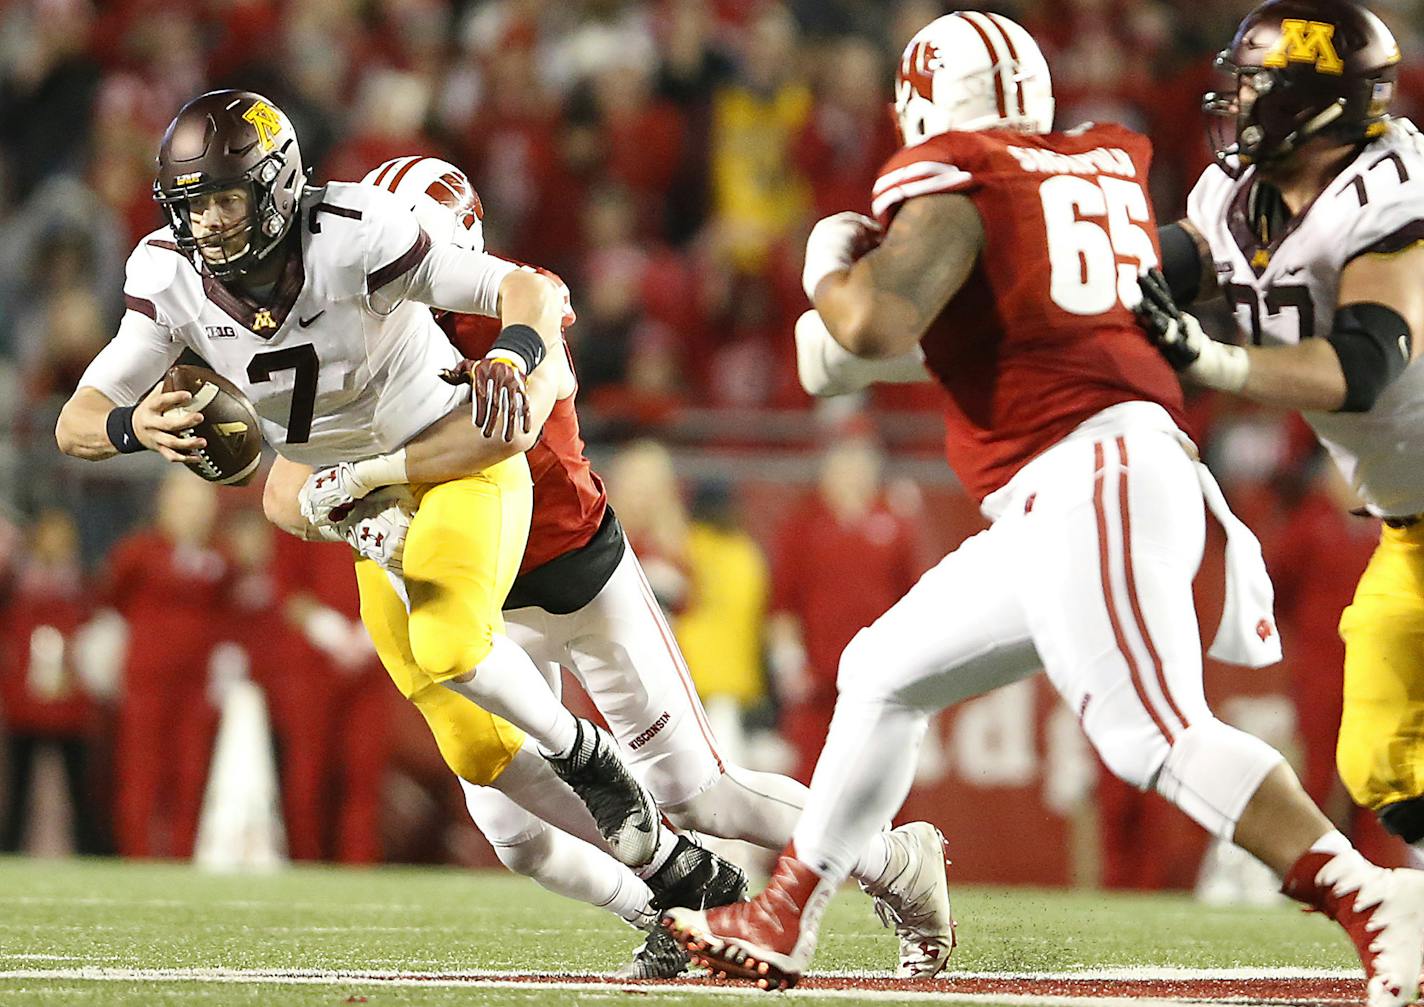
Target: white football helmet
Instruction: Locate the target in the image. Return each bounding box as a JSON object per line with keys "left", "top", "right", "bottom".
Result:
{"left": 360, "top": 155, "right": 485, "bottom": 251}
{"left": 895, "top": 12, "right": 1054, "bottom": 147}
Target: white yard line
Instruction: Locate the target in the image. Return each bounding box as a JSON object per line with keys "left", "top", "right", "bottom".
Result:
{"left": 0, "top": 965, "right": 1365, "bottom": 1005}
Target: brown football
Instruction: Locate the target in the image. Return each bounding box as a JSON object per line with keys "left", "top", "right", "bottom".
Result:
{"left": 161, "top": 364, "right": 264, "bottom": 485}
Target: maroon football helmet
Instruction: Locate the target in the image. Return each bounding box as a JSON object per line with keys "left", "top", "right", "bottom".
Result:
{"left": 1204, "top": 0, "right": 1401, "bottom": 174}
{"left": 153, "top": 90, "right": 305, "bottom": 280}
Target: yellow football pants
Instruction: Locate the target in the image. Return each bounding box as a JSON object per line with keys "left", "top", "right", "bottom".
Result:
{"left": 1338, "top": 521, "right": 1424, "bottom": 810}
{"left": 354, "top": 456, "right": 533, "bottom": 787}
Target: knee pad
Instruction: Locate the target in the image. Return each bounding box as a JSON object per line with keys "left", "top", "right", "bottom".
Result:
{"left": 1153, "top": 718, "right": 1283, "bottom": 840}
{"left": 407, "top": 612, "right": 494, "bottom": 683}
{"left": 1379, "top": 797, "right": 1424, "bottom": 843}
{"left": 410, "top": 683, "right": 525, "bottom": 786}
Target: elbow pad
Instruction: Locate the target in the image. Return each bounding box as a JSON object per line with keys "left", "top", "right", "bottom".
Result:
{"left": 1327, "top": 303, "right": 1413, "bottom": 413}
{"left": 1158, "top": 223, "right": 1203, "bottom": 307}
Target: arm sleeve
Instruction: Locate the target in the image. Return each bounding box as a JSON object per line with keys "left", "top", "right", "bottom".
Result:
{"left": 77, "top": 298, "right": 182, "bottom": 406}
{"left": 364, "top": 192, "right": 518, "bottom": 316}
{"left": 400, "top": 243, "right": 519, "bottom": 318}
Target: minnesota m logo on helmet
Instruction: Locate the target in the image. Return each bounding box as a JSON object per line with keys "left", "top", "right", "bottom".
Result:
{"left": 1264, "top": 18, "right": 1345, "bottom": 74}
{"left": 242, "top": 100, "right": 284, "bottom": 152}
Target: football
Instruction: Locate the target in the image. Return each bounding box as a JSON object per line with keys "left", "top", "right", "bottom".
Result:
{"left": 161, "top": 364, "right": 264, "bottom": 485}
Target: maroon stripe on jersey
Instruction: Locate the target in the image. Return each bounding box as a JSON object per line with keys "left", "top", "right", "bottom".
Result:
{"left": 632, "top": 561, "right": 726, "bottom": 774}
{"left": 955, "top": 12, "right": 1007, "bottom": 119}
{"left": 1115, "top": 437, "right": 1190, "bottom": 733}
{"left": 388, "top": 156, "right": 427, "bottom": 193}
{"left": 146, "top": 239, "right": 182, "bottom": 252}
{"left": 315, "top": 202, "right": 362, "bottom": 220}
{"left": 366, "top": 227, "right": 432, "bottom": 293}
{"left": 1093, "top": 440, "right": 1174, "bottom": 743}
{"left": 372, "top": 158, "right": 405, "bottom": 189}
{"left": 124, "top": 294, "right": 157, "bottom": 320}
{"left": 983, "top": 12, "right": 1027, "bottom": 116}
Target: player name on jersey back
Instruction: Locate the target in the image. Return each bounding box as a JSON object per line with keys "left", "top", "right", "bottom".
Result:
{"left": 871, "top": 123, "right": 1186, "bottom": 503}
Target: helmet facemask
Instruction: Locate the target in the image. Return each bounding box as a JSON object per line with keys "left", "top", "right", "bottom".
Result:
{"left": 1204, "top": 53, "right": 1352, "bottom": 176}
{"left": 155, "top": 145, "right": 299, "bottom": 281}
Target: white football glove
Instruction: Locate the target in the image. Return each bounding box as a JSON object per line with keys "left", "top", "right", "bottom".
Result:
{"left": 337, "top": 486, "right": 414, "bottom": 577}
{"left": 803, "top": 211, "right": 883, "bottom": 301}
{"left": 795, "top": 309, "right": 931, "bottom": 397}
{"left": 299, "top": 452, "right": 407, "bottom": 528}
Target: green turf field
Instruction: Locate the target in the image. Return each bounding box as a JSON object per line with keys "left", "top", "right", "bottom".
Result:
{"left": 0, "top": 856, "right": 1361, "bottom": 1006}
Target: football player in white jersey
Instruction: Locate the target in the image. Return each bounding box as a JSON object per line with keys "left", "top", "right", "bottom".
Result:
{"left": 1136, "top": 0, "right": 1424, "bottom": 858}
{"left": 260, "top": 154, "right": 955, "bottom": 979}
{"left": 53, "top": 89, "right": 668, "bottom": 873}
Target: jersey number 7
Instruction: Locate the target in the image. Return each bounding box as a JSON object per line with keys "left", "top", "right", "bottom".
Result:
{"left": 1040, "top": 175, "right": 1158, "bottom": 316}
{"left": 248, "top": 345, "right": 319, "bottom": 444}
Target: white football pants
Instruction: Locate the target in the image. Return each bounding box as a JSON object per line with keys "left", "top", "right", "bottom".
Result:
{"left": 791, "top": 403, "right": 1284, "bottom": 881}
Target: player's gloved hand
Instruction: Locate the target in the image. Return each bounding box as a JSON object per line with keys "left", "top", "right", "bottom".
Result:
{"left": 472, "top": 356, "right": 530, "bottom": 441}
{"left": 300, "top": 452, "right": 408, "bottom": 528}
{"left": 803, "top": 211, "right": 883, "bottom": 301}
{"left": 1135, "top": 268, "right": 1249, "bottom": 392}
{"left": 135, "top": 383, "right": 207, "bottom": 462}
{"left": 337, "top": 486, "right": 413, "bottom": 577}
{"left": 440, "top": 355, "right": 531, "bottom": 441}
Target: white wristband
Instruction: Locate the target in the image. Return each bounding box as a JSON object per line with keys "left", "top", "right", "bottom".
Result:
{"left": 351, "top": 449, "right": 409, "bottom": 491}
{"left": 1190, "top": 340, "right": 1250, "bottom": 393}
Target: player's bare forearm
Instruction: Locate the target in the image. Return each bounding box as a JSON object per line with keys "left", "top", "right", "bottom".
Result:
{"left": 1234, "top": 246, "right": 1424, "bottom": 411}
{"left": 401, "top": 363, "right": 561, "bottom": 483}
{"left": 496, "top": 268, "right": 564, "bottom": 353}
{"left": 264, "top": 456, "right": 321, "bottom": 539}
{"left": 815, "top": 194, "right": 983, "bottom": 359}
{"left": 56, "top": 388, "right": 121, "bottom": 460}
{"left": 1236, "top": 339, "right": 1351, "bottom": 411}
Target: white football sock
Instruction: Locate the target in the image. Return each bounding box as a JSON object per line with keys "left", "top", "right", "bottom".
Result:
{"left": 792, "top": 696, "right": 930, "bottom": 885}
{"left": 440, "top": 634, "right": 579, "bottom": 757}
{"left": 631, "top": 826, "right": 679, "bottom": 882}
{"left": 667, "top": 765, "right": 893, "bottom": 882}
{"left": 463, "top": 779, "right": 655, "bottom": 928}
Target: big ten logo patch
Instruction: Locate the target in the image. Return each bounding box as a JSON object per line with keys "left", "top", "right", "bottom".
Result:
{"left": 1264, "top": 19, "right": 1344, "bottom": 75}
{"left": 205, "top": 325, "right": 237, "bottom": 340}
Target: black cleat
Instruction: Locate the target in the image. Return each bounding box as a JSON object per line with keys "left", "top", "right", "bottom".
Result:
{"left": 616, "top": 923, "right": 692, "bottom": 979}
{"left": 647, "top": 834, "right": 749, "bottom": 912}
{"left": 545, "top": 718, "right": 659, "bottom": 867}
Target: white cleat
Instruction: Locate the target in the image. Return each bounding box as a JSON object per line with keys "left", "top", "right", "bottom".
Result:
{"left": 1285, "top": 851, "right": 1424, "bottom": 1007}
{"left": 860, "top": 821, "right": 955, "bottom": 978}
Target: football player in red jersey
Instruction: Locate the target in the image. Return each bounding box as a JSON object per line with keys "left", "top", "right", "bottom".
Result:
{"left": 263, "top": 156, "right": 955, "bottom": 979}
{"left": 662, "top": 12, "right": 1424, "bottom": 997}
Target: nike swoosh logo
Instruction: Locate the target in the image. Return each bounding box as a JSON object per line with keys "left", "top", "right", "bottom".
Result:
{"left": 299, "top": 311, "right": 325, "bottom": 327}
{"left": 1281, "top": 266, "right": 1305, "bottom": 276}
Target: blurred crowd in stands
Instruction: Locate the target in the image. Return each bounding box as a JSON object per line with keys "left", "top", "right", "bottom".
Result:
{"left": 2, "top": 0, "right": 1422, "bottom": 882}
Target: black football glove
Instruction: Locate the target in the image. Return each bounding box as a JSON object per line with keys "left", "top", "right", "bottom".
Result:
{"left": 1133, "top": 268, "right": 1250, "bottom": 392}
{"left": 1135, "top": 267, "right": 1205, "bottom": 371}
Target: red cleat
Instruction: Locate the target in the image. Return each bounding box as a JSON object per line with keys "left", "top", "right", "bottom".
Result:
{"left": 661, "top": 847, "right": 837, "bottom": 990}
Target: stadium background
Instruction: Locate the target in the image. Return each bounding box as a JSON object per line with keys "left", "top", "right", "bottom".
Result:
{"left": 0, "top": 0, "right": 1420, "bottom": 887}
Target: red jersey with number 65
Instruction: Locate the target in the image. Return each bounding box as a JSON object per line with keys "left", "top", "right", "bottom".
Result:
{"left": 871, "top": 123, "right": 1186, "bottom": 502}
